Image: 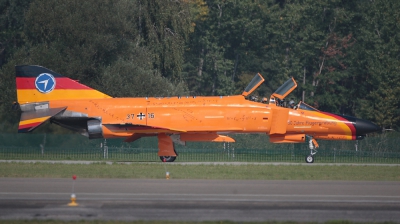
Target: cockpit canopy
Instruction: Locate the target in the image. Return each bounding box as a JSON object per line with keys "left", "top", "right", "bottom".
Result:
{"left": 243, "top": 74, "right": 317, "bottom": 111}
{"left": 242, "top": 74, "right": 297, "bottom": 100}
{"left": 271, "top": 77, "right": 297, "bottom": 100}
{"left": 241, "top": 73, "right": 265, "bottom": 97}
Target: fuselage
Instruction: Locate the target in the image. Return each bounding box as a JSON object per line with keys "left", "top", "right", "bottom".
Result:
{"left": 49, "top": 94, "right": 373, "bottom": 141}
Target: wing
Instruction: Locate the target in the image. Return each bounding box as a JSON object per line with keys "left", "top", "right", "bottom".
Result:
{"left": 104, "top": 123, "right": 187, "bottom": 134}
{"left": 103, "top": 123, "right": 186, "bottom": 142}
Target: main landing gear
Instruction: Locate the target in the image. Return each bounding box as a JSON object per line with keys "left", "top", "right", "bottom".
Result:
{"left": 159, "top": 156, "right": 176, "bottom": 162}
{"left": 305, "top": 138, "right": 319, "bottom": 163}
{"left": 158, "top": 133, "right": 178, "bottom": 162}
{"left": 159, "top": 148, "right": 178, "bottom": 162}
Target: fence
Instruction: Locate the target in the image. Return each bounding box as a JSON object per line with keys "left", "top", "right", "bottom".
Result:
{"left": 0, "top": 133, "right": 399, "bottom": 163}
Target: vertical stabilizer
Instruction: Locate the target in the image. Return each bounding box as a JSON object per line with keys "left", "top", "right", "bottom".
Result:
{"left": 15, "top": 65, "right": 111, "bottom": 104}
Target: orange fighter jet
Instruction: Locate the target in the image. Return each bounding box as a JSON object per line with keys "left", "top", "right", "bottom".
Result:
{"left": 15, "top": 65, "right": 380, "bottom": 163}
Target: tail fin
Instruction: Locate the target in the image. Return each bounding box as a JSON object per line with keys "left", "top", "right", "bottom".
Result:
{"left": 16, "top": 65, "right": 111, "bottom": 104}
{"left": 16, "top": 65, "right": 111, "bottom": 133}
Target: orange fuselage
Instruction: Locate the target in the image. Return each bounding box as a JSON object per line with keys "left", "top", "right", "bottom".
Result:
{"left": 49, "top": 95, "right": 356, "bottom": 141}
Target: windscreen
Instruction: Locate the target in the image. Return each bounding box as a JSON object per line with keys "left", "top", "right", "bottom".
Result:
{"left": 298, "top": 102, "right": 318, "bottom": 111}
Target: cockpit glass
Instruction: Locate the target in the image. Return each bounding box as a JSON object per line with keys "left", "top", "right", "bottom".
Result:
{"left": 244, "top": 75, "right": 263, "bottom": 93}
{"left": 274, "top": 78, "right": 296, "bottom": 96}
{"left": 298, "top": 102, "right": 319, "bottom": 111}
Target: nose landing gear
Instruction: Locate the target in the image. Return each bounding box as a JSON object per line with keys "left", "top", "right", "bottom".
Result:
{"left": 305, "top": 138, "right": 319, "bottom": 163}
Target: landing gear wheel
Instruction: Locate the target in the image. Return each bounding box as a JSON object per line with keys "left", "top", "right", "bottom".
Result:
{"left": 305, "top": 155, "right": 314, "bottom": 163}
{"left": 160, "top": 156, "right": 176, "bottom": 162}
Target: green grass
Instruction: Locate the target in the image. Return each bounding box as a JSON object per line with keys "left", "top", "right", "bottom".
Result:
{"left": 0, "top": 220, "right": 397, "bottom": 224}
{"left": 0, "top": 162, "right": 399, "bottom": 181}
{"left": 0, "top": 220, "right": 394, "bottom": 224}
{"left": 2, "top": 150, "right": 400, "bottom": 164}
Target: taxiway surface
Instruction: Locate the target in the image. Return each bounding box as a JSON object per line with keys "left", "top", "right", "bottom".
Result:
{"left": 0, "top": 178, "right": 399, "bottom": 222}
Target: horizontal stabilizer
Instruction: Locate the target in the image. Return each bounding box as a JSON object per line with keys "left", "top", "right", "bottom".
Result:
{"left": 18, "top": 107, "right": 66, "bottom": 133}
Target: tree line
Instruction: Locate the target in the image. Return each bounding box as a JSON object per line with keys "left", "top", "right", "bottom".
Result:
{"left": 0, "top": 0, "right": 399, "bottom": 133}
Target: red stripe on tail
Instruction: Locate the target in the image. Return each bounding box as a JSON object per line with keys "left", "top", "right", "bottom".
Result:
{"left": 16, "top": 77, "right": 92, "bottom": 90}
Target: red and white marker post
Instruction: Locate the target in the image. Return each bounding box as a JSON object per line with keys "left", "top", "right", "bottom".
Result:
{"left": 163, "top": 158, "right": 170, "bottom": 179}
{"left": 68, "top": 175, "right": 78, "bottom": 206}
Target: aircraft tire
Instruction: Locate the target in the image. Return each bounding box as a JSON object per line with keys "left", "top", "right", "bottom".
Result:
{"left": 160, "top": 156, "right": 176, "bottom": 162}
{"left": 305, "top": 155, "right": 314, "bottom": 163}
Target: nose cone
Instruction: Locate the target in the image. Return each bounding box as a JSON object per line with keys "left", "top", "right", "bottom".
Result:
{"left": 355, "top": 118, "right": 381, "bottom": 136}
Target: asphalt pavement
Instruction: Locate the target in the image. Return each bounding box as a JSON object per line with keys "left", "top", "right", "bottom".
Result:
{"left": 0, "top": 178, "right": 399, "bottom": 222}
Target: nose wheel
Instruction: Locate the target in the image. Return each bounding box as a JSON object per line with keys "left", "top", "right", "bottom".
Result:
{"left": 305, "top": 138, "right": 319, "bottom": 164}
{"left": 305, "top": 154, "right": 314, "bottom": 163}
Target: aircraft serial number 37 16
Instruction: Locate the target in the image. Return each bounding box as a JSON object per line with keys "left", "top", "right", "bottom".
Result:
{"left": 15, "top": 65, "right": 380, "bottom": 163}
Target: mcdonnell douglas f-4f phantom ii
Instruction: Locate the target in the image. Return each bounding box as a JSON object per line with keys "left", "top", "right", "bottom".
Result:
{"left": 15, "top": 65, "right": 380, "bottom": 163}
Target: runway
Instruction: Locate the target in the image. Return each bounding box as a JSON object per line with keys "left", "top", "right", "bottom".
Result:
{"left": 0, "top": 178, "right": 399, "bottom": 222}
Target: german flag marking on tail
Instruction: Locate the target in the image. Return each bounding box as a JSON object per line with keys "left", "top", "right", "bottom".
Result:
{"left": 16, "top": 65, "right": 111, "bottom": 104}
